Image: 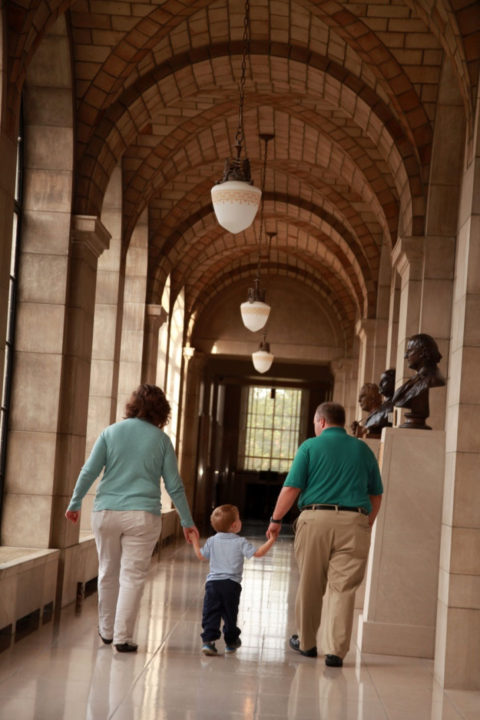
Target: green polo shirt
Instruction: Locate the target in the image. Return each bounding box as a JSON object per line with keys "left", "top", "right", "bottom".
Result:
{"left": 284, "top": 427, "right": 383, "bottom": 512}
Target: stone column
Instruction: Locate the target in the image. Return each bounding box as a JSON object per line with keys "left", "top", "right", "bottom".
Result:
{"left": 434, "top": 94, "right": 480, "bottom": 690}
{"left": 116, "top": 211, "right": 148, "bottom": 418}
{"left": 331, "top": 358, "right": 356, "bottom": 428}
{"left": 355, "top": 318, "right": 378, "bottom": 386}
{"left": 385, "top": 269, "right": 400, "bottom": 370}
{"left": 51, "top": 216, "right": 110, "bottom": 549}
{"left": 85, "top": 166, "right": 124, "bottom": 457}
{"left": 391, "top": 236, "right": 424, "bottom": 390}
{"left": 1, "top": 216, "right": 109, "bottom": 552}
{"left": 141, "top": 304, "right": 168, "bottom": 383}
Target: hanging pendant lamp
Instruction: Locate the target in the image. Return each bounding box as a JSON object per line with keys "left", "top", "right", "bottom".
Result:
{"left": 240, "top": 133, "right": 274, "bottom": 331}
{"left": 252, "top": 337, "right": 274, "bottom": 374}
{"left": 240, "top": 278, "right": 270, "bottom": 332}
{"left": 211, "top": 0, "right": 261, "bottom": 234}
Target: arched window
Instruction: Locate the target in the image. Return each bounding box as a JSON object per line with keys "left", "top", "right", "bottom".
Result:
{"left": 165, "top": 289, "right": 185, "bottom": 449}
{"left": 239, "top": 386, "right": 303, "bottom": 472}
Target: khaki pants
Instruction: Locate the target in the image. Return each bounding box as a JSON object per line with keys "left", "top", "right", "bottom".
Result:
{"left": 293, "top": 508, "right": 371, "bottom": 657}
{"left": 92, "top": 510, "right": 162, "bottom": 644}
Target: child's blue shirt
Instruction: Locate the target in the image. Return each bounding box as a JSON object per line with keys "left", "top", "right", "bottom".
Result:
{"left": 201, "top": 533, "right": 256, "bottom": 584}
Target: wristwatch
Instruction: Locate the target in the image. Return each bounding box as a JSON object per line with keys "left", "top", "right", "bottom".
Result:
{"left": 269, "top": 516, "right": 282, "bottom": 524}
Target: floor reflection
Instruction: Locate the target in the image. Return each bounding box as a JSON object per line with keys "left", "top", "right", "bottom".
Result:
{"left": 0, "top": 538, "right": 478, "bottom": 719}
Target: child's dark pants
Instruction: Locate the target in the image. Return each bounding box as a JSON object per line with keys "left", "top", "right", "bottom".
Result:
{"left": 201, "top": 579, "right": 241, "bottom": 645}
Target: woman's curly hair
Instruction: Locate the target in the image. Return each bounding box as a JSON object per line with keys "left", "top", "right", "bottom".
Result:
{"left": 125, "top": 384, "right": 171, "bottom": 427}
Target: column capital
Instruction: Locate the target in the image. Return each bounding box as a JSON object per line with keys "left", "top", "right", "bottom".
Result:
{"left": 71, "top": 215, "right": 111, "bottom": 258}
{"left": 392, "top": 236, "right": 424, "bottom": 278}
{"left": 146, "top": 303, "right": 168, "bottom": 329}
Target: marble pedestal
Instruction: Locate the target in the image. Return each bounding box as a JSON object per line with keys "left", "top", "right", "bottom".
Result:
{"left": 357, "top": 428, "right": 445, "bottom": 658}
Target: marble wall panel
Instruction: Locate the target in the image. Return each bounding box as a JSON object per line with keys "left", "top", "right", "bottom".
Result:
{"left": 23, "top": 169, "right": 73, "bottom": 213}
{"left": 450, "top": 527, "right": 480, "bottom": 575}
{"left": 15, "top": 303, "right": 65, "bottom": 354}
{"left": 444, "top": 607, "right": 480, "bottom": 690}
{"left": 18, "top": 253, "right": 68, "bottom": 304}
{"left": 451, "top": 452, "right": 480, "bottom": 527}
{"left": 91, "top": 307, "right": 117, "bottom": 357}
{"left": 23, "top": 87, "right": 73, "bottom": 127}
{"left": 5, "top": 431, "right": 57, "bottom": 494}
{"left": 10, "top": 353, "right": 62, "bottom": 432}
{"left": 448, "top": 573, "right": 480, "bottom": 610}
{"left": 94, "top": 269, "right": 121, "bottom": 305}
{"left": 1, "top": 494, "right": 52, "bottom": 547}
{"left": 456, "top": 404, "right": 480, "bottom": 453}
{"left": 89, "top": 365, "right": 116, "bottom": 407}
{"left": 27, "top": 35, "right": 71, "bottom": 87}
{"left": 25, "top": 126, "right": 73, "bottom": 172}
{"left": 54, "top": 433, "right": 90, "bottom": 495}
{"left": 21, "top": 211, "right": 71, "bottom": 255}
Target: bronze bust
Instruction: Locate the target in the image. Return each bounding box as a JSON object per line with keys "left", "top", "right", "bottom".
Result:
{"left": 351, "top": 382, "right": 383, "bottom": 438}
{"left": 364, "top": 368, "right": 396, "bottom": 437}
{"left": 392, "top": 334, "right": 445, "bottom": 429}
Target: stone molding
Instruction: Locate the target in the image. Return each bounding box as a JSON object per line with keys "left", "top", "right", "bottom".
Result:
{"left": 71, "top": 215, "right": 111, "bottom": 258}
{"left": 392, "top": 236, "right": 424, "bottom": 279}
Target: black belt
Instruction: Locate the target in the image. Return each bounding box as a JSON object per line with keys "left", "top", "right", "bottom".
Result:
{"left": 300, "top": 504, "right": 368, "bottom": 516}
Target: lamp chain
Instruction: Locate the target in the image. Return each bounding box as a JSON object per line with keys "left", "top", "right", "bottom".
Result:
{"left": 235, "top": 0, "right": 250, "bottom": 159}
{"left": 256, "top": 134, "right": 270, "bottom": 278}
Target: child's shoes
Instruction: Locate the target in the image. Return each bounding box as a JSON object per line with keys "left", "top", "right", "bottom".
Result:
{"left": 201, "top": 641, "right": 218, "bottom": 656}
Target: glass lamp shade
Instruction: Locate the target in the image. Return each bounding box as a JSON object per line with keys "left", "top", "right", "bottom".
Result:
{"left": 240, "top": 300, "right": 270, "bottom": 332}
{"left": 211, "top": 180, "right": 261, "bottom": 234}
{"left": 252, "top": 348, "right": 274, "bottom": 374}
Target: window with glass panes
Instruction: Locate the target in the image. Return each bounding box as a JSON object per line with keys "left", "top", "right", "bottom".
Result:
{"left": 242, "top": 387, "right": 302, "bottom": 472}
{"left": 0, "top": 108, "right": 23, "bottom": 516}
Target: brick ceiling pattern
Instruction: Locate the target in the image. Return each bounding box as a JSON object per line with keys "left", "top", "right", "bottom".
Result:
{"left": 7, "top": 0, "right": 480, "bottom": 342}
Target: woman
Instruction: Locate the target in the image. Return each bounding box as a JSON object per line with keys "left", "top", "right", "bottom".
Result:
{"left": 65, "top": 384, "right": 199, "bottom": 652}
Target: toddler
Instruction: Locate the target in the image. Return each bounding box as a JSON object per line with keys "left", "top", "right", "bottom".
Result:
{"left": 191, "top": 504, "right": 276, "bottom": 655}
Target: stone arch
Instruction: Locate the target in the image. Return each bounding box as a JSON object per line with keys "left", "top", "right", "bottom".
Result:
{"left": 76, "top": 48, "right": 422, "bottom": 235}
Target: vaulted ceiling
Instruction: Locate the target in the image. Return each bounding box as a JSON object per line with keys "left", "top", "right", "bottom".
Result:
{"left": 8, "top": 0, "right": 480, "bottom": 347}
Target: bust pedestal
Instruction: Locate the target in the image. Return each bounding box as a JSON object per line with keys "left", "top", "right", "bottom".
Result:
{"left": 357, "top": 428, "right": 445, "bottom": 658}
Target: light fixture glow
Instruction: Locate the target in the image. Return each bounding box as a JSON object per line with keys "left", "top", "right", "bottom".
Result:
{"left": 240, "top": 299, "right": 271, "bottom": 332}
{"left": 252, "top": 338, "right": 274, "bottom": 374}
{"left": 211, "top": 180, "right": 261, "bottom": 234}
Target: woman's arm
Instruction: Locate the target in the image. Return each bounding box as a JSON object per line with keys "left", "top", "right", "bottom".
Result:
{"left": 190, "top": 533, "right": 206, "bottom": 560}
{"left": 66, "top": 434, "right": 107, "bottom": 512}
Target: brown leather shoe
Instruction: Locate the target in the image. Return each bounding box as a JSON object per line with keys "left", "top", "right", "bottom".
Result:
{"left": 325, "top": 654, "right": 343, "bottom": 667}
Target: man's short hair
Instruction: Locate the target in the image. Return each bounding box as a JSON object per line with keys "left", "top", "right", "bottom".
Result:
{"left": 315, "top": 402, "right": 345, "bottom": 427}
{"left": 210, "top": 504, "right": 239, "bottom": 533}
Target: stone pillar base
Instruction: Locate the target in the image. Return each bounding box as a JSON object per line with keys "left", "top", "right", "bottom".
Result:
{"left": 357, "top": 618, "right": 435, "bottom": 658}
{"left": 358, "top": 428, "right": 445, "bottom": 658}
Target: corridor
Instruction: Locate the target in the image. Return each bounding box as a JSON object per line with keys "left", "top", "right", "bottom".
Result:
{"left": 0, "top": 536, "right": 478, "bottom": 720}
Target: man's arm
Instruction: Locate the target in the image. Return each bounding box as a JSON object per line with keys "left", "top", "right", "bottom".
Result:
{"left": 267, "top": 486, "right": 301, "bottom": 539}
{"left": 368, "top": 494, "right": 382, "bottom": 527}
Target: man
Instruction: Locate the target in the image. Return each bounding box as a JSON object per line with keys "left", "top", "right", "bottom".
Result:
{"left": 267, "top": 402, "right": 383, "bottom": 667}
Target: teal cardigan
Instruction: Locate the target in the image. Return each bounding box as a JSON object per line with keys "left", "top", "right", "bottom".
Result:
{"left": 67, "top": 417, "right": 194, "bottom": 526}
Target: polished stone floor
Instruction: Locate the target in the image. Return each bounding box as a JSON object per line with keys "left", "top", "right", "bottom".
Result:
{"left": 0, "top": 536, "right": 478, "bottom": 720}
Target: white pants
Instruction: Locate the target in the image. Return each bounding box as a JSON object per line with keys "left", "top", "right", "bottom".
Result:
{"left": 91, "top": 510, "right": 162, "bottom": 644}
